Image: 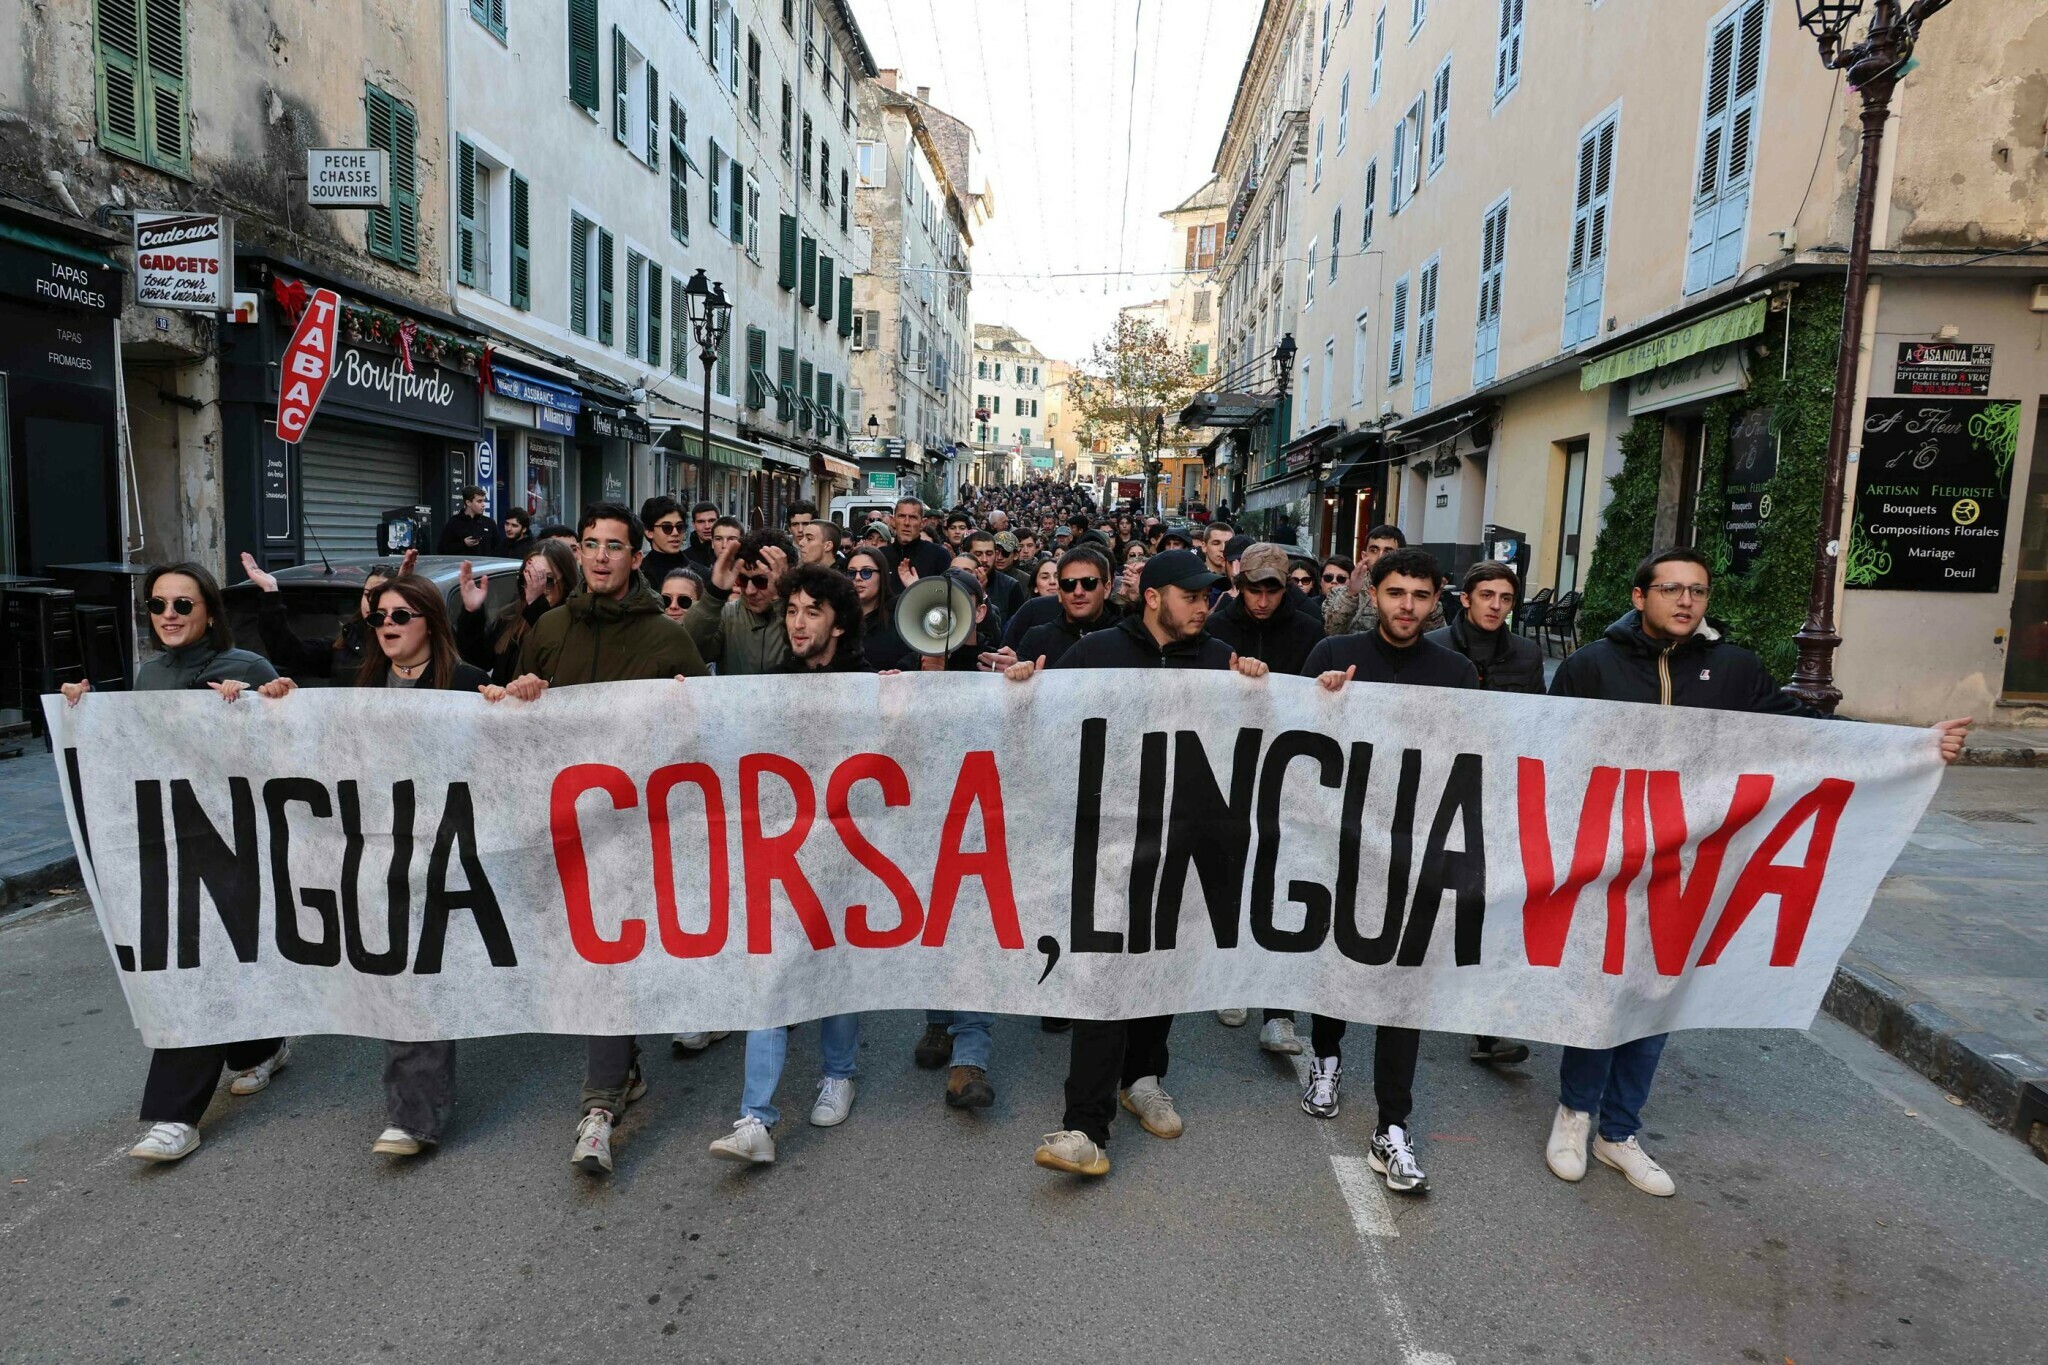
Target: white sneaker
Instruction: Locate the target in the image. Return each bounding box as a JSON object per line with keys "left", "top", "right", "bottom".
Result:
{"left": 672, "top": 1031, "right": 730, "bottom": 1053}
{"left": 1033, "top": 1129, "right": 1109, "bottom": 1177}
{"left": 571, "top": 1109, "right": 614, "bottom": 1175}
{"left": 1545, "top": 1104, "right": 1591, "bottom": 1182}
{"left": 1301, "top": 1056, "right": 1341, "bottom": 1118}
{"left": 1369, "top": 1124, "right": 1428, "bottom": 1194}
{"left": 708, "top": 1116, "right": 776, "bottom": 1164}
{"left": 1594, "top": 1134, "right": 1676, "bottom": 1196}
{"left": 1119, "top": 1075, "right": 1184, "bottom": 1139}
{"left": 1215, "top": 1008, "right": 1249, "bottom": 1027}
{"left": 1259, "top": 1016, "right": 1304, "bottom": 1054}
{"left": 371, "top": 1127, "right": 430, "bottom": 1157}
{"left": 809, "top": 1076, "right": 856, "bottom": 1127}
{"left": 227, "top": 1039, "right": 292, "bottom": 1096}
{"left": 129, "top": 1122, "right": 200, "bottom": 1163}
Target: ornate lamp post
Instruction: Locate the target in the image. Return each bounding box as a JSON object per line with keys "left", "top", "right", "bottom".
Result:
{"left": 1146, "top": 409, "right": 1166, "bottom": 518}
{"left": 681, "top": 269, "right": 733, "bottom": 504}
{"left": 1783, "top": 0, "right": 1951, "bottom": 711}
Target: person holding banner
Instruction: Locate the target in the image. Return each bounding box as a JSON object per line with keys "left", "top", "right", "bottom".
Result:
{"left": 487, "top": 503, "right": 708, "bottom": 1177}
{"left": 1010, "top": 549, "right": 1272, "bottom": 1179}
{"left": 1541, "top": 546, "right": 1971, "bottom": 1198}
{"left": 60, "top": 563, "right": 291, "bottom": 1163}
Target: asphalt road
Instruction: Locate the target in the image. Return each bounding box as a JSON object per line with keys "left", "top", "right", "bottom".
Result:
{"left": 2, "top": 898, "right": 2043, "bottom": 1365}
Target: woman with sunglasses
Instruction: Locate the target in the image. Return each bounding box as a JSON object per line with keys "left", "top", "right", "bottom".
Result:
{"left": 456, "top": 540, "right": 579, "bottom": 685}
{"left": 272, "top": 576, "right": 488, "bottom": 1158}
{"left": 62, "top": 563, "right": 295, "bottom": 1164}
{"left": 659, "top": 566, "right": 705, "bottom": 623}
{"left": 236, "top": 548, "right": 415, "bottom": 680}
{"left": 845, "top": 546, "right": 910, "bottom": 670}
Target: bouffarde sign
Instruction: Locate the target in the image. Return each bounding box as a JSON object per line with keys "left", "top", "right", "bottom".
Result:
{"left": 44, "top": 673, "right": 1944, "bottom": 1050}
{"left": 133, "top": 211, "right": 233, "bottom": 311}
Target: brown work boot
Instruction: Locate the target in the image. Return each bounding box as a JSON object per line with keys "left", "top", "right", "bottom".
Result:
{"left": 945, "top": 1065, "right": 994, "bottom": 1109}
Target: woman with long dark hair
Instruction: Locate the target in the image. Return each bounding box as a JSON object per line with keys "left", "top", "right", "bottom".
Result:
{"left": 455, "top": 540, "right": 579, "bottom": 685}
{"left": 846, "top": 545, "right": 910, "bottom": 670}
{"left": 62, "top": 562, "right": 295, "bottom": 1164}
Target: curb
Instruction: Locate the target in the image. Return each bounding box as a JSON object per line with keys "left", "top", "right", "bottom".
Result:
{"left": 1954, "top": 747, "right": 2045, "bottom": 769}
{"left": 1823, "top": 953, "right": 2048, "bottom": 1155}
{"left": 0, "top": 854, "right": 79, "bottom": 916}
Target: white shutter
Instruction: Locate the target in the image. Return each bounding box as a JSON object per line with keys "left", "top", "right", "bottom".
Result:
{"left": 1474, "top": 197, "right": 1508, "bottom": 388}
{"left": 302, "top": 423, "right": 423, "bottom": 562}
{"left": 1687, "top": 0, "right": 1765, "bottom": 293}
{"left": 1428, "top": 59, "right": 1451, "bottom": 175}
{"left": 1388, "top": 274, "right": 1410, "bottom": 385}
{"left": 1390, "top": 117, "right": 1408, "bottom": 211}
{"left": 1361, "top": 158, "right": 1377, "bottom": 248}
{"left": 1413, "top": 257, "right": 1439, "bottom": 411}
{"left": 1371, "top": 10, "right": 1385, "bottom": 98}
{"left": 1494, "top": 0, "right": 1524, "bottom": 103}
{"left": 1563, "top": 113, "right": 1616, "bottom": 349}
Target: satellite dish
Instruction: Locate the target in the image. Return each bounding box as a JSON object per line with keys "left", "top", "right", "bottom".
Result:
{"left": 894, "top": 574, "right": 976, "bottom": 657}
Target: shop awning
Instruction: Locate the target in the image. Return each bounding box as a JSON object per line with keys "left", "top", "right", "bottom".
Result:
{"left": 0, "top": 219, "right": 123, "bottom": 271}
{"left": 1579, "top": 295, "right": 1769, "bottom": 391}
{"left": 756, "top": 439, "right": 810, "bottom": 470}
{"left": 817, "top": 453, "right": 861, "bottom": 480}
{"left": 1180, "top": 391, "right": 1278, "bottom": 429}
{"left": 1243, "top": 471, "right": 1311, "bottom": 514}
{"left": 658, "top": 427, "right": 763, "bottom": 472}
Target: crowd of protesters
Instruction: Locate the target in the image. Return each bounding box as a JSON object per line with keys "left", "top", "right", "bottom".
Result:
{"left": 58, "top": 475, "right": 1971, "bottom": 1198}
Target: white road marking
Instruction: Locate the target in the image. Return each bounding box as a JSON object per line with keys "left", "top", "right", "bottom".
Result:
{"left": 0, "top": 1142, "right": 132, "bottom": 1242}
{"left": 1329, "top": 1154, "right": 1400, "bottom": 1238}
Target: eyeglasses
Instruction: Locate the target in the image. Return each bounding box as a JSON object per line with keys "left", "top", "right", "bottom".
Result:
{"left": 1649, "top": 583, "right": 1712, "bottom": 601}
{"left": 1322, "top": 572, "right": 1347, "bottom": 584}
{"left": 652, "top": 520, "right": 685, "bottom": 535}
{"left": 1058, "top": 576, "right": 1102, "bottom": 593}
{"left": 848, "top": 566, "right": 880, "bottom": 580}
{"left": 1289, "top": 574, "right": 1315, "bottom": 587}
{"left": 581, "top": 538, "right": 631, "bottom": 556}
{"left": 738, "top": 573, "right": 773, "bottom": 591}
{"left": 366, "top": 608, "right": 421, "bottom": 627}
{"left": 147, "top": 596, "right": 198, "bottom": 617}
{"left": 660, "top": 593, "right": 695, "bottom": 609}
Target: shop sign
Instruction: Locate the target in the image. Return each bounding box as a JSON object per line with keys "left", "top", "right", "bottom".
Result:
{"left": 306, "top": 149, "right": 390, "bottom": 209}
{"left": 882, "top": 437, "right": 906, "bottom": 457}
{"left": 274, "top": 288, "right": 341, "bottom": 445}
{"left": 474, "top": 436, "right": 497, "bottom": 515}
{"left": 1626, "top": 344, "right": 1750, "bottom": 417}
{"left": 490, "top": 365, "right": 582, "bottom": 414}
{"left": 867, "top": 469, "right": 899, "bottom": 493}
{"left": 1894, "top": 342, "right": 1992, "bottom": 397}
{"left": 537, "top": 406, "right": 577, "bottom": 435}
{"left": 1722, "top": 408, "right": 1777, "bottom": 575}
{"left": 586, "top": 406, "right": 653, "bottom": 443}
{"left": 260, "top": 445, "right": 291, "bottom": 540}
{"left": 0, "top": 298, "right": 116, "bottom": 386}
{"left": 484, "top": 392, "right": 534, "bottom": 426}
{"left": 0, "top": 240, "right": 117, "bottom": 315}
{"left": 1847, "top": 397, "right": 2021, "bottom": 594}
{"left": 320, "top": 342, "right": 481, "bottom": 437}
{"left": 133, "top": 212, "right": 233, "bottom": 311}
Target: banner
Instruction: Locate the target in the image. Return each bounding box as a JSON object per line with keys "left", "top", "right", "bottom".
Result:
{"left": 44, "top": 673, "right": 1944, "bottom": 1050}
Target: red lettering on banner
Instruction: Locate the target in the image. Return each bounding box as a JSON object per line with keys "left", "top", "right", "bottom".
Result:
{"left": 1602, "top": 770, "right": 1650, "bottom": 975}
{"left": 1518, "top": 758, "right": 1620, "bottom": 967}
{"left": 647, "top": 762, "right": 729, "bottom": 959}
{"left": 739, "top": 754, "right": 835, "bottom": 953}
{"left": 825, "top": 754, "right": 925, "bottom": 949}
{"left": 1698, "top": 778, "right": 1854, "bottom": 967}
{"left": 550, "top": 763, "right": 646, "bottom": 965}
{"left": 1643, "top": 771, "right": 1774, "bottom": 976}
{"left": 921, "top": 752, "right": 1023, "bottom": 949}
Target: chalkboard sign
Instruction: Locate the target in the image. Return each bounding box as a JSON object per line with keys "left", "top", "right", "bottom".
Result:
{"left": 1723, "top": 408, "right": 1776, "bottom": 575}
{"left": 1848, "top": 397, "right": 2022, "bottom": 594}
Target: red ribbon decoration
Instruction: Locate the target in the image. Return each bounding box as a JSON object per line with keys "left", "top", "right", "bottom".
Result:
{"left": 396, "top": 320, "right": 418, "bottom": 376}
{"left": 271, "top": 277, "right": 308, "bottom": 325}
{"left": 478, "top": 343, "right": 495, "bottom": 395}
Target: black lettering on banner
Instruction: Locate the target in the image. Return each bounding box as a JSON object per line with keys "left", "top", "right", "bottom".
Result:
{"left": 264, "top": 778, "right": 341, "bottom": 967}
{"left": 137, "top": 780, "right": 169, "bottom": 972}
{"left": 1153, "top": 727, "right": 1263, "bottom": 951}
{"left": 1330, "top": 742, "right": 1378, "bottom": 964}
{"left": 1397, "top": 752, "right": 1488, "bottom": 966}
{"left": 340, "top": 780, "right": 412, "bottom": 977}
{"left": 1065, "top": 717, "right": 1118, "bottom": 957}
{"left": 1125, "top": 731, "right": 1170, "bottom": 954}
{"left": 1249, "top": 730, "right": 1345, "bottom": 952}
{"left": 170, "top": 778, "right": 261, "bottom": 966}
{"left": 414, "top": 783, "right": 516, "bottom": 972}
{"left": 1351, "top": 747, "right": 1424, "bottom": 966}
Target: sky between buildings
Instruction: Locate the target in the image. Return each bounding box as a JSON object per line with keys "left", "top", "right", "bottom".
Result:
{"left": 848, "top": 0, "right": 1264, "bottom": 365}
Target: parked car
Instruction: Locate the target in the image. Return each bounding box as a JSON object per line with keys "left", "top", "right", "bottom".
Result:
{"left": 224, "top": 554, "right": 523, "bottom": 686}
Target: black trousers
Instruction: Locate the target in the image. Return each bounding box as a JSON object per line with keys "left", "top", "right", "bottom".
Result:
{"left": 139, "top": 1038, "right": 283, "bottom": 1126}
{"left": 1308, "top": 1016, "right": 1419, "bottom": 1132}
{"left": 1061, "top": 1015, "right": 1172, "bottom": 1144}
{"left": 384, "top": 1041, "right": 457, "bottom": 1141}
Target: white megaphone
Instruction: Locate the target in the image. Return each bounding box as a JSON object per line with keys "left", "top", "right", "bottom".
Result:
{"left": 894, "top": 572, "right": 977, "bottom": 658}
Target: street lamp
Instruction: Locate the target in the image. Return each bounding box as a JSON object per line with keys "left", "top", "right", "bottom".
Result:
{"left": 682, "top": 268, "right": 733, "bottom": 504}
{"left": 1146, "top": 409, "right": 1166, "bottom": 519}
{"left": 1783, "top": 0, "right": 1951, "bottom": 711}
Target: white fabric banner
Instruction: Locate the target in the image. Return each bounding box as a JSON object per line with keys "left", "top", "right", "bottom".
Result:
{"left": 45, "top": 673, "right": 1943, "bottom": 1050}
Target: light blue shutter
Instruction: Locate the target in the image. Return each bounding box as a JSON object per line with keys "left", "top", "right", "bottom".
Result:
{"left": 1361, "top": 159, "right": 1377, "bottom": 248}
{"left": 1564, "top": 114, "right": 1615, "bottom": 348}
{"left": 1413, "top": 258, "right": 1438, "bottom": 411}
{"left": 1494, "top": 0, "right": 1523, "bottom": 103}
{"left": 1428, "top": 59, "right": 1450, "bottom": 175}
{"left": 1687, "top": 0, "right": 1765, "bottom": 293}
{"left": 1390, "top": 118, "right": 1408, "bottom": 212}
{"left": 1474, "top": 198, "right": 1508, "bottom": 388}
{"left": 1388, "top": 274, "right": 1409, "bottom": 385}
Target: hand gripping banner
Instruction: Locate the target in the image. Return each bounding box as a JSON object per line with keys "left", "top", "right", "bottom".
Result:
{"left": 44, "top": 673, "right": 1945, "bottom": 1050}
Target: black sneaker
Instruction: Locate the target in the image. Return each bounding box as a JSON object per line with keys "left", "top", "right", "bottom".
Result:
{"left": 913, "top": 1021, "right": 952, "bottom": 1069}
{"left": 1368, "top": 1125, "right": 1428, "bottom": 1194}
{"left": 1469, "top": 1035, "right": 1530, "bottom": 1066}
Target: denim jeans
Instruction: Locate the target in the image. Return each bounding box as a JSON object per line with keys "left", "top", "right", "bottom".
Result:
{"left": 924, "top": 1009, "right": 994, "bottom": 1072}
{"left": 1558, "top": 1034, "right": 1668, "bottom": 1142}
{"left": 742, "top": 1014, "right": 861, "bottom": 1126}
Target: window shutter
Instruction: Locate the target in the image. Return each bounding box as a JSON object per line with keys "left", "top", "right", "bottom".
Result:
{"left": 1361, "top": 159, "right": 1377, "bottom": 248}
{"left": 568, "top": 0, "right": 600, "bottom": 111}
{"left": 1494, "top": 0, "right": 1524, "bottom": 103}
{"left": 625, "top": 250, "right": 642, "bottom": 359}
{"left": 668, "top": 101, "right": 689, "bottom": 243}
{"left": 1388, "top": 274, "right": 1409, "bottom": 384}
{"left": 366, "top": 85, "right": 420, "bottom": 268}
{"left": 1565, "top": 113, "right": 1616, "bottom": 348}
{"left": 798, "top": 361, "right": 814, "bottom": 431}
{"left": 1330, "top": 208, "right": 1341, "bottom": 282}
{"left": 142, "top": 0, "right": 188, "bottom": 170}
{"left": 778, "top": 214, "right": 799, "bottom": 289}
{"left": 818, "top": 256, "right": 835, "bottom": 322}
{"left": 645, "top": 263, "right": 661, "bottom": 368}
{"left": 729, "top": 157, "right": 744, "bottom": 241}
{"left": 1428, "top": 60, "right": 1450, "bottom": 174}
{"left": 1390, "top": 116, "right": 1408, "bottom": 212}
{"left": 613, "top": 27, "right": 630, "bottom": 144}
{"left": 95, "top": 0, "right": 148, "bottom": 162}
{"left": 1688, "top": 0, "right": 1764, "bottom": 293}
{"left": 471, "top": 0, "right": 507, "bottom": 39}
{"left": 1413, "top": 258, "right": 1439, "bottom": 410}
{"left": 799, "top": 234, "right": 817, "bottom": 307}
{"left": 509, "top": 172, "right": 531, "bottom": 309}
{"left": 455, "top": 140, "right": 479, "bottom": 287}
{"left": 670, "top": 277, "right": 688, "bottom": 375}
{"left": 746, "top": 327, "right": 768, "bottom": 409}
{"left": 717, "top": 326, "right": 732, "bottom": 395}
{"left": 816, "top": 372, "right": 833, "bottom": 432}
{"left": 597, "top": 227, "right": 614, "bottom": 345}
{"left": 776, "top": 347, "right": 795, "bottom": 420}
{"left": 569, "top": 214, "right": 589, "bottom": 335}
{"left": 647, "top": 64, "right": 661, "bottom": 167}
{"left": 1474, "top": 198, "right": 1508, "bottom": 387}
{"left": 837, "top": 277, "right": 854, "bottom": 337}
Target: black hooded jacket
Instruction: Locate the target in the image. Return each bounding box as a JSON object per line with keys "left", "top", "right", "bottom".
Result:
{"left": 1549, "top": 611, "right": 1833, "bottom": 717}
{"left": 1053, "top": 613, "right": 1234, "bottom": 671}
{"left": 1428, "top": 616, "right": 1546, "bottom": 695}
{"left": 1017, "top": 601, "right": 1121, "bottom": 669}
{"left": 1207, "top": 593, "right": 1325, "bottom": 676}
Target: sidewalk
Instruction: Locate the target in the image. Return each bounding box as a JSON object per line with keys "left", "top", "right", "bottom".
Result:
{"left": 0, "top": 752, "right": 77, "bottom": 910}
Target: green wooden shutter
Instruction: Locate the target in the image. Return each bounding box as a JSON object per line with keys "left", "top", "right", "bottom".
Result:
{"left": 670, "top": 277, "right": 687, "bottom": 375}
{"left": 509, "top": 173, "right": 531, "bottom": 309}
{"left": 471, "top": 0, "right": 507, "bottom": 40}
{"left": 596, "top": 227, "right": 614, "bottom": 345}
{"left": 777, "top": 214, "right": 798, "bottom": 290}
{"left": 799, "top": 235, "right": 816, "bottom": 307}
{"left": 455, "top": 140, "right": 479, "bottom": 287}
{"left": 817, "top": 256, "right": 834, "bottom": 322}
{"left": 568, "top": 0, "right": 600, "bottom": 111}
{"left": 625, "top": 248, "right": 642, "bottom": 358}
{"left": 95, "top": 0, "right": 148, "bottom": 162}
{"left": 776, "top": 346, "right": 795, "bottom": 420}
{"left": 142, "top": 0, "right": 189, "bottom": 171}
{"left": 836, "top": 276, "right": 853, "bottom": 337}
{"left": 668, "top": 100, "right": 689, "bottom": 243}
{"left": 798, "top": 360, "right": 813, "bottom": 431}
{"left": 716, "top": 327, "right": 732, "bottom": 395}
{"left": 729, "top": 158, "right": 745, "bottom": 241}
{"left": 365, "top": 85, "right": 417, "bottom": 267}
{"left": 612, "top": 27, "right": 630, "bottom": 144}
{"left": 646, "top": 64, "right": 660, "bottom": 166}
{"left": 815, "top": 372, "right": 832, "bottom": 431}
{"left": 569, "top": 214, "right": 589, "bottom": 334}
{"left": 745, "top": 327, "right": 767, "bottom": 409}
{"left": 647, "top": 262, "right": 663, "bottom": 368}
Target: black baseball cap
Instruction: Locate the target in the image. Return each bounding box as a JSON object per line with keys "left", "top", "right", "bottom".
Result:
{"left": 1139, "top": 549, "right": 1224, "bottom": 594}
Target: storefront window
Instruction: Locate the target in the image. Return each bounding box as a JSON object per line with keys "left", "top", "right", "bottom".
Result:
{"left": 525, "top": 436, "right": 565, "bottom": 525}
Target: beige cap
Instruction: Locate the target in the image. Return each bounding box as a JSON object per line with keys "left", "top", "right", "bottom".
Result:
{"left": 1236, "top": 543, "right": 1290, "bottom": 586}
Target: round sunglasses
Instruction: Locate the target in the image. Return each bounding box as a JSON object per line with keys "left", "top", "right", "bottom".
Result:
{"left": 147, "top": 596, "right": 198, "bottom": 617}
{"left": 366, "top": 608, "right": 422, "bottom": 627}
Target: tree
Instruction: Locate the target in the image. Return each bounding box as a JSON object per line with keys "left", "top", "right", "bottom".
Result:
{"left": 1068, "top": 313, "right": 1205, "bottom": 515}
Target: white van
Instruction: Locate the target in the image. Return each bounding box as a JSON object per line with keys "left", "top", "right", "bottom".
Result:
{"left": 829, "top": 494, "right": 898, "bottom": 529}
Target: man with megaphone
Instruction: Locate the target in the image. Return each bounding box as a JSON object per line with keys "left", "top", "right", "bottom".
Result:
{"left": 1002, "top": 548, "right": 1272, "bottom": 1180}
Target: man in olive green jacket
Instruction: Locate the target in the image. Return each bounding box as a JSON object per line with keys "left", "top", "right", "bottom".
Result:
{"left": 684, "top": 527, "right": 793, "bottom": 675}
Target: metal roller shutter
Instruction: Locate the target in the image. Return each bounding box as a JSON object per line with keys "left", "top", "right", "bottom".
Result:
{"left": 300, "top": 422, "right": 423, "bottom": 561}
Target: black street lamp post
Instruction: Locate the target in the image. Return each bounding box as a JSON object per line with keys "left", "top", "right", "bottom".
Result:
{"left": 1783, "top": 0, "right": 1951, "bottom": 711}
{"left": 681, "top": 269, "right": 733, "bottom": 505}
